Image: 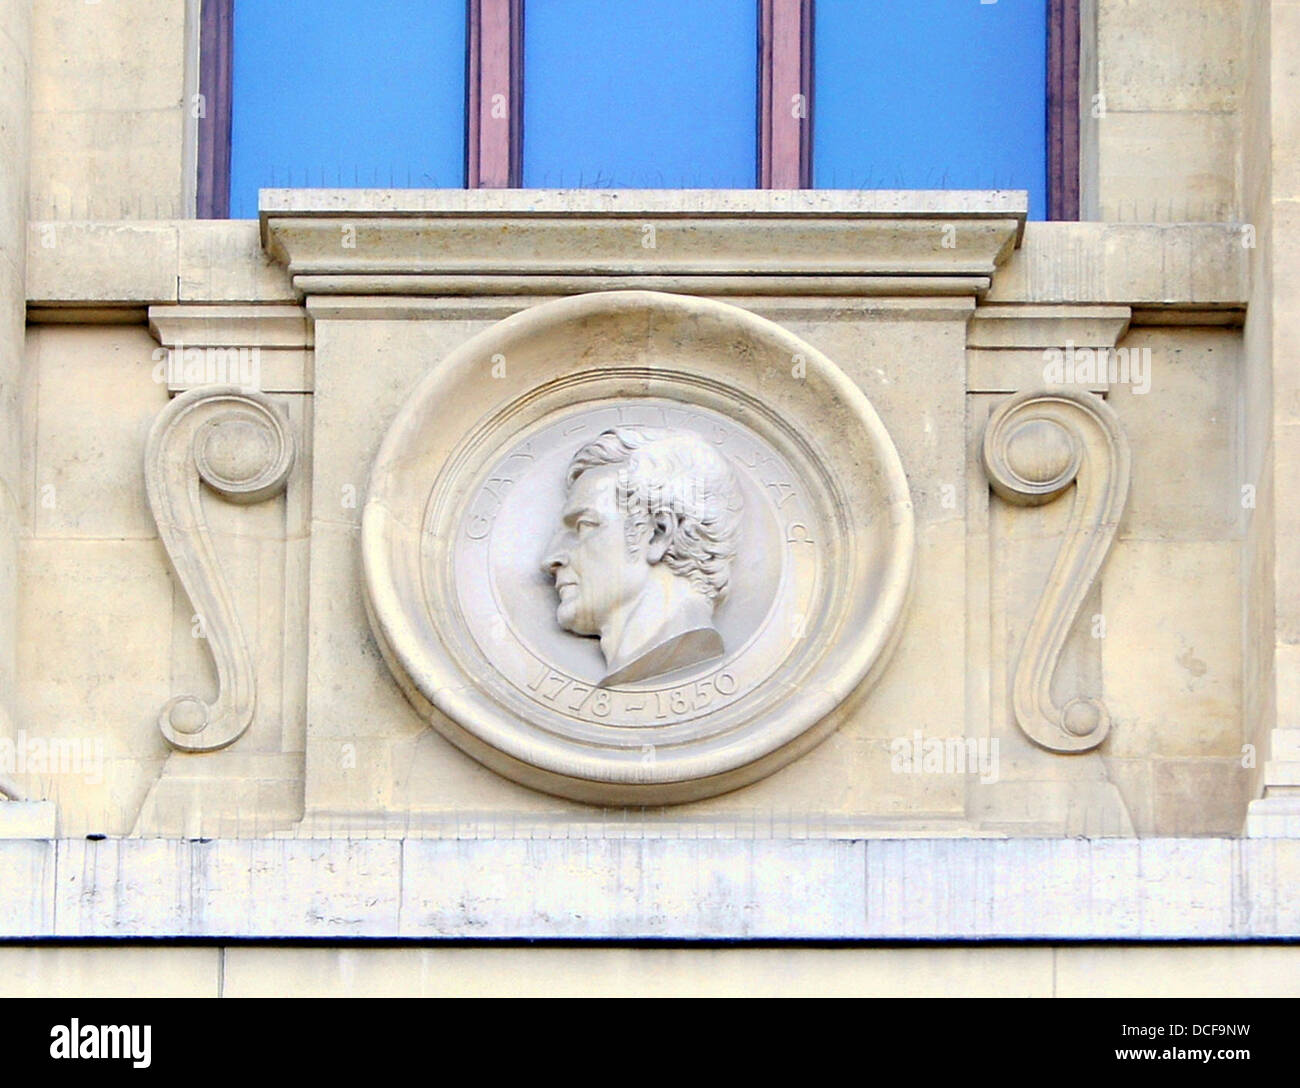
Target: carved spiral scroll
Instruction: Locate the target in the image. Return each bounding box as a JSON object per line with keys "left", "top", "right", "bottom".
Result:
{"left": 982, "top": 389, "right": 1131, "bottom": 753}
{"left": 145, "top": 386, "right": 295, "bottom": 752}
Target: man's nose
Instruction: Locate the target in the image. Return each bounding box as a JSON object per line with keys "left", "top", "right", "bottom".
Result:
{"left": 541, "top": 533, "right": 567, "bottom": 578}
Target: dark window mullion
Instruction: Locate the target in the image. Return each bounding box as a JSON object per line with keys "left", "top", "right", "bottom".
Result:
{"left": 1047, "top": 0, "right": 1081, "bottom": 220}
{"left": 197, "top": 0, "right": 234, "bottom": 218}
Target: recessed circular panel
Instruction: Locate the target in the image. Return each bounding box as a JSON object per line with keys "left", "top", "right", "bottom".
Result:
{"left": 363, "top": 291, "right": 913, "bottom": 803}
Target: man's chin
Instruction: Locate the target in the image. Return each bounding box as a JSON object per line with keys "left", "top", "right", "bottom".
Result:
{"left": 555, "top": 604, "right": 594, "bottom": 637}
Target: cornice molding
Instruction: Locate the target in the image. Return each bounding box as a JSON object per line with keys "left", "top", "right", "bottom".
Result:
{"left": 260, "top": 189, "right": 1027, "bottom": 299}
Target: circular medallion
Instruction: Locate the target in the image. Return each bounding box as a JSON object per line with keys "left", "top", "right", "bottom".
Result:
{"left": 363, "top": 291, "right": 913, "bottom": 803}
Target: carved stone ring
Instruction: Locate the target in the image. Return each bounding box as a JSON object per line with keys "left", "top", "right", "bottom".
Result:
{"left": 362, "top": 290, "right": 915, "bottom": 803}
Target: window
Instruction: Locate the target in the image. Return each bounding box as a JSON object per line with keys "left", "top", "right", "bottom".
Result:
{"left": 227, "top": 0, "right": 466, "bottom": 218}
{"left": 522, "top": 0, "right": 757, "bottom": 188}
{"left": 814, "top": 0, "right": 1050, "bottom": 219}
{"left": 200, "top": 0, "right": 1076, "bottom": 219}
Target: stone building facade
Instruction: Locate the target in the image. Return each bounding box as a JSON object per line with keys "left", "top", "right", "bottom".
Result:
{"left": 0, "top": 0, "right": 1298, "bottom": 994}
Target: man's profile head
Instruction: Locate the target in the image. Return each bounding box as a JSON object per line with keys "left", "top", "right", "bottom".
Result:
{"left": 541, "top": 426, "right": 743, "bottom": 684}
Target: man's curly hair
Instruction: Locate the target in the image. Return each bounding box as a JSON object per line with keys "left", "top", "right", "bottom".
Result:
{"left": 566, "top": 426, "right": 743, "bottom": 603}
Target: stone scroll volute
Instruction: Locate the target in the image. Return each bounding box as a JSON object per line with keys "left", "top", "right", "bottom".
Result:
{"left": 982, "top": 388, "right": 1131, "bottom": 753}
{"left": 145, "top": 386, "right": 296, "bottom": 752}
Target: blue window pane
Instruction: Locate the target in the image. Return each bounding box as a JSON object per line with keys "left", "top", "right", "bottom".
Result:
{"left": 814, "top": 0, "right": 1048, "bottom": 219}
{"left": 230, "top": 0, "right": 466, "bottom": 218}
{"left": 523, "top": 0, "right": 758, "bottom": 188}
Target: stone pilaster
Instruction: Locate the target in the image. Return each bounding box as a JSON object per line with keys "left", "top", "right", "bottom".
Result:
{"left": 1245, "top": 0, "right": 1300, "bottom": 835}
{"left": 0, "top": 0, "right": 32, "bottom": 799}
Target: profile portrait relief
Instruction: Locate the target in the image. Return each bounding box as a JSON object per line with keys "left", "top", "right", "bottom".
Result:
{"left": 541, "top": 426, "right": 744, "bottom": 686}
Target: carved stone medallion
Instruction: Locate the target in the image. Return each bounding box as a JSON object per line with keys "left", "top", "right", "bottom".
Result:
{"left": 363, "top": 291, "right": 913, "bottom": 803}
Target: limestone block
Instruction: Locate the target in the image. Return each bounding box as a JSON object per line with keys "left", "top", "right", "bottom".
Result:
{"left": 1098, "top": 0, "right": 1241, "bottom": 112}
{"left": 191, "top": 839, "right": 404, "bottom": 938}
{"left": 967, "top": 304, "right": 1132, "bottom": 352}
{"left": 1101, "top": 539, "right": 1241, "bottom": 760}
{"left": 0, "top": 840, "right": 53, "bottom": 935}
{"left": 26, "top": 221, "right": 179, "bottom": 304}
{"left": 1269, "top": 200, "right": 1300, "bottom": 419}
{"left": 27, "top": 0, "right": 186, "bottom": 224}
{"left": 0, "top": 13, "right": 28, "bottom": 163}
{"left": 0, "top": 261, "right": 24, "bottom": 486}
{"left": 985, "top": 224, "right": 1247, "bottom": 308}
{"left": 1274, "top": 422, "right": 1300, "bottom": 644}
{"left": 132, "top": 754, "right": 305, "bottom": 838}
{"left": 1153, "top": 759, "right": 1249, "bottom": 835}
{"left": 29, "top": 108, "right": 185, "bottom": 220}
{"left": 177, "top": 222, "right": 296, "bottom": 305}
{"left": 1241, "top": 469, "right": 1276, "bottom": 772}
{"left": 0, "top": 25, "right": 26, "bottom": 260}
{"left": 0, "top": 838, "right": 1296, "bottom": 939}
{"left": 0, "top": 946, "right": 218, "bottom": 998}
{"left": 1055, "top": 944, "right": 1300, "bottom": 997}
{"left": 1102, "top": 757, "right": 1155, "bottom": 834}
{"left": 1276, "top": 644, "right": 1300, "bottom": 725}
{"left": 31, "top": 0, "right": 185, "bottom": 114}
{"left": 1096, "top": 111, "right": 1238, "bottom": 222}
{"left": 221, "top": 945, "right": 1055, "bottom": 998}
{"left": 784, "top": 311, "right": 970, "bottom": 526}
{"left": 1273, "top": 300, "right": 1300, "bottom": 425}
{"left": 307, "top": 318, "right": 482, "bottom": 532}
{"left": 1247, "top": 796, "right": 1300, "bottom": 836}
{"left": 397, "top": 839, "right": 869, "bottom": 939}
{"left": 148, "top": 304, "right": 313, "bottom": 393}
{"left": 28, "top": 324, "right": 169, "bottom": 538}
{"left": 0, "top": 800, "right": 55, "bottom": 837}
{"left": 16, "top": 538, "right": 173, "bottom": 828}
{"left": 1108, "top": 328, "right": 1241, "bottom": 542}
{"left": 0, "top": 489, "right": 15, "bottom": 702}
{"left": 1268, "top": 0, "right": 1300, "bottom": 202}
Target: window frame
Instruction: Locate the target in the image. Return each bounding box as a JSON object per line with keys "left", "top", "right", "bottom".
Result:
{"left": 197, "top": 0, "right": 233, "bottom": 219}
{"left": 198, "top": 0, "right": 1079, "bottom": 218}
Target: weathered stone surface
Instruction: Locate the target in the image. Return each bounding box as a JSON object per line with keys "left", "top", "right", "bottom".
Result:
{"left": 0, "top": 837, "right": 1295, "bottom": 940}
{"left": 2, "top": 0, "right": 1298, "bottom": 958}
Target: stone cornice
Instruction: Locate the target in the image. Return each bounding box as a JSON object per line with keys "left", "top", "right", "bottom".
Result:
{"left": 22, "top": 216, "right": 1249, "bottom": 319}
{"left": 259, "top": 189, "right": 1027, "bottom": 298}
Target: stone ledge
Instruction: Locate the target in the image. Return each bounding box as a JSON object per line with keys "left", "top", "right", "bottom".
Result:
{"left": 1, "top": 836, "right": 1295, "bottom": 940}
{"left": 257, "top": 187, "right": 1033, "bottom": 221}
{"left": 986, "top": 222, "right": 1248, "bottom": 311}
{"left": 25, "top": 220, "right": 295, "bottom": 307}
{"left": 24, "top": 207, "right": 1248, "bottom": 317}
{"left": 261, "top": 188, "right": 1025, "bottom": 298}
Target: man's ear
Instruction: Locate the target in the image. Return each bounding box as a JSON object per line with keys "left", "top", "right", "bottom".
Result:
{"left": 646, "top": 510, "right": 676, "bottom": 564}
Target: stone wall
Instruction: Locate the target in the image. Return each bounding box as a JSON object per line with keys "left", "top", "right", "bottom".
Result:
{"left": 3, "top": 0, "right": 1298, "bottom": 958}
{"left": 10, "top": 196, "right": 1258, "bottom": 840}
{"left": 28, "top": 0, "right": 191, "bottom": 219}
{"left": 1089, "top": 0, "right": 1244, "bottom": 220}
